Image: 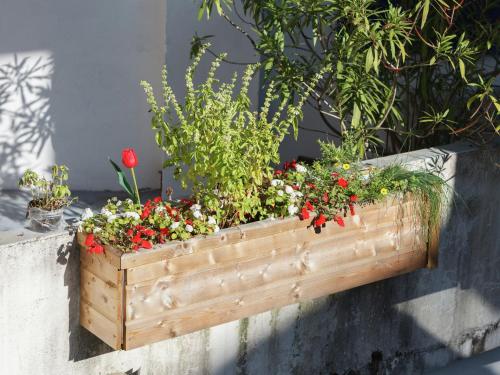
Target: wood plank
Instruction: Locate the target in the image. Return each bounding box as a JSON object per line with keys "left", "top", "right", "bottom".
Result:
{"left": 80, "top": 250, "right": 121, "bottom": 285}
{"left": 125, "top": 228, "right": 422, "bottom": 320}
{"left": 81, "top": 267, "right": 121, "bottom": 321}
{"left": 120, "top": 197, "right": 411, "bottom": 269}
{"left": 77, "top": 231, "right": 123, "bottom": 269}
{"left": 124, "top": 248, "right": 427, "bottom": 349}
{"left": 80, "top": 299, "right": 122, "bottom": 350}
{"left": 126, "top": 202, "right": 417, "bottom": 284}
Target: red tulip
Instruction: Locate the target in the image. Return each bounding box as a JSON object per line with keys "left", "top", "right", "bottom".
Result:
{"left": 122, "top": 148, "right": 138, "bottom": 168}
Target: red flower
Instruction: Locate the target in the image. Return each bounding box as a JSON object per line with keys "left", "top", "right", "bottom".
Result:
{"left": 305, "top": 201, "right": 314, "bottom": 211}
{"left": 131, "top": 233, "right": 142, "bottom": 244}
{"left": 126, "top": 229, "right": 134, "bottom": 237}
{"left": 143, "top": 228, "right": 155, "bottom": 237}
{"left": 121, "top": 148, "right": 138, "bottom": 168}
{"left": 89, "top": 244, "right": 104, "bottom": 254}
{"left": 335, "top": 216, "right": 345, "bottom": 227}
{"left": 141, "top": 240, "right": 153, "bottom": 249}
{"left": 153, "top": 196, "right": 162, "bottom": 203}
{"left": 140, "top": 207, "right": 151, "bottom": 220}
{"left": 300, "top": 207, "right": 310, "bottom": 220}
{"left": 349, "top": 204, "right": 356, "bottom": 216}
{"left": 274, "top": 170, "right": 283, "bottom": 176}
{"left": 322, "top": 192, "right": 329, "bottom": 203}
{"left": 306, "top": 183, "right": 316, "bottom": 189}
{"left": 84, "top": 233, "right": 95, "bottom": 247}
{"left": 185, "top": 219, "right": 193, "bottom": 226}
{"left": 292, "top": 185, "right": 300, "bottom": 190}
{"left": 160, "top": 228, "right": 170, "bottom": 236}
{"left": 180, "top": 198, "right": 193, "bottom": 206}
{"left": 331, "top": 172, "right": 339, "bottom": 178}
{"left": 350, "top": 194, "right": 358, "bottom": 202}
{"left": 314, "top": 214, "right": 327, "bottom": 228}
{"left": 338, "top": 178, "right": 348, "bottom": 188}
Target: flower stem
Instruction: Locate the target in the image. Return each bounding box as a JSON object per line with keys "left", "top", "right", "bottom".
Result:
{"left": 130, "top": 168, "right": 141, "bottom": 204}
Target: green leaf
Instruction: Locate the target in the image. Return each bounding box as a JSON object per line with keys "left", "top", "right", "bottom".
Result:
{"left": 458, "top": 59, "right": 466, "bottom": 81}
{"left": 109, "top": 159, "right": 137, "bottom": 202}
{"left": 421, "top": 0, "right": 430, "bottom": 29}
{"left": 365, "top": 48, "right": 373, "bottom": 73}
{"left": 351, "top": 103, "right": 361, "bottom": 128}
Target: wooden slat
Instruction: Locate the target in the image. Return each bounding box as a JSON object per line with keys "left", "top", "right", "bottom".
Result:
{"left": 126, "top": 202, "right": 415, "bottom": 284}
{"left": 124, "top": 248, "right": 427, "bottom": 349}
{"left": 80, "top": 251, "right": 121, "bottom": 284}
{"left": 119, "top": 197, "right": 409, "bottom": 269}
{"left": 80, "top": 300, "right": 122, "bottom": 350}
{"left": 125, "top": 226, "right": 422, "bottom": 320}
{"left": 79, "top": 243, "right": 124, "bottom": 350}
{"left": 77, "top": 231, "right": 123, "bottom": 269}
{"left": 81, "top": 267, "right": 121, "bottom": 321}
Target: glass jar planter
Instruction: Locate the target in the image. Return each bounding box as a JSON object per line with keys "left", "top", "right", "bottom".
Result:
{"left": 27, "top": 206, "right": 64, "bottom": 232}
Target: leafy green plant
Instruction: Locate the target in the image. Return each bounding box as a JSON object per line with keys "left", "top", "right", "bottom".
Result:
{"left": 141, "top": 45, "right": 320, "bottom": 225}
{"left": 197, "top": 0, "right": 499, "bottom": 156}
{"left": 18, "top": 165, "right": 75, "bottom": 211}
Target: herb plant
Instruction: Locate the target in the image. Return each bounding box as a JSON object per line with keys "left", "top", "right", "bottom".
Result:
{"left": 141, "top": 45, "right": 320, "bottom": 225}
{"left": 19, "top": 165, "right": 74, "bottom": 211}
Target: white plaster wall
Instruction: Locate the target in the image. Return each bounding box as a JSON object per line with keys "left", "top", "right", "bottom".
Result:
{"left": 0, "top": 0, "right": 166, "bottom": 190}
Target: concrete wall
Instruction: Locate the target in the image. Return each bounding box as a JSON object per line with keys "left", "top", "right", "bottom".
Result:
{"left": 0, "top": 0, "right": 166, "bottom": 190}
{"left": 0, "top": 142, "right": 498, "bottom": 375}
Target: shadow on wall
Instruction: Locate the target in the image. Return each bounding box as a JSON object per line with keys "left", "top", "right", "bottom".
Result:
{"left": 211, "top": 145, "right": 500, "bottom": 375}
{"left": 0, "top": 0, "right": 165, "bottom": 191}
{"left": 0, "top": 54, "right": 55, "bottom": 187}
{"left": 56, "top": 234, "right": 114, "bottom": 361}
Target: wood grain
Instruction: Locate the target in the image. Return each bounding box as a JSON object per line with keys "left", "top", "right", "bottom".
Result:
{"left": 77, "top": 195, "right": 434, "bottom": 350}
{"left": 124, "top": 248, "right": 427, "bottom": 349}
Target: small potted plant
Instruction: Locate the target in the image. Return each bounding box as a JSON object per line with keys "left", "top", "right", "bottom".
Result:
{"left": 18, "top": 165, "right": 74, "bottom": 232}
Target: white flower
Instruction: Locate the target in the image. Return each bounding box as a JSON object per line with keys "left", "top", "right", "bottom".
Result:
{"left": 208, "top": 216, "right": 217, "bottom": 225}
{"left": 125, "top": 198, "right": 133, "bottom": 205}
{"left": 288, "top": 205, "right": 299, "bottom": 216}
{"left": 107, "top": 214, "right": 118, "bottom": 223}
{"left": 93, "top": 227, "right": 102, "bottom": 233}
{"left": 213, "top": 225, "right": 220, "bottom": 233}
{"left": 123, "top": 211, "right": 140, "bottom": 220}
{"left": 116, "top": 200, "right": 122, "bottom": 207}
{"left": 295, "top": 164, "right": 307, "bottom": 173}
{"left": 285, "top": 185, "right": 294, "bottom": 194}
{"left": 271, "top": 179, "right": 284, "bottom": 187}
{"left": 171, "top": 221, "right": 180, "bottom": 230}
{"left": 190, "top": 204, "right": 202, "bottom": 211}
{"left": 100, "top": 208, "right": 113, "bottom": 217}
{"left": 193, "top": 210, "right": 203, "bottom": 219}
{"left": 294, "top": 191, "right": 303, "bottom": 197}
{"left": 277, "top": 190, "right": 284, "bottom": 197}
{"left": 154, "top": 206, "right": 166, "bottom": 214}
{"left": 185, "top": 224, "right": 194, "bottom": 233}
{"left": 81, "top": 208, "right": 94, "bottom": 221}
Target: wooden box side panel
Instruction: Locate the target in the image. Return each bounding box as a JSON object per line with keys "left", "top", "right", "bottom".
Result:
{"left": 80, "top": 247, "right": 124, "bottom": 350}
{"left": 123, "top": 199, "right": 428, "bottom": 349}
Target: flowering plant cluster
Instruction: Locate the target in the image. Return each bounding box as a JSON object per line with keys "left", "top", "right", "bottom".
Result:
{"left": 81, "top": 142, "right": 444, "bottom": 253}
{"left": 81, "top": 196, "right": 220, "bottom": 253}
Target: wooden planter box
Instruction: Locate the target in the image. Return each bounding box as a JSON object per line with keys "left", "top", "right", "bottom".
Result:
{"left": 78, "top": 196, "right": 437, "bottom": 350}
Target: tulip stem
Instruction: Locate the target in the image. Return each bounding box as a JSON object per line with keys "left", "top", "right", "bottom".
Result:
{"left": 130, "top": 168, "right": 141, "bottom": 204}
